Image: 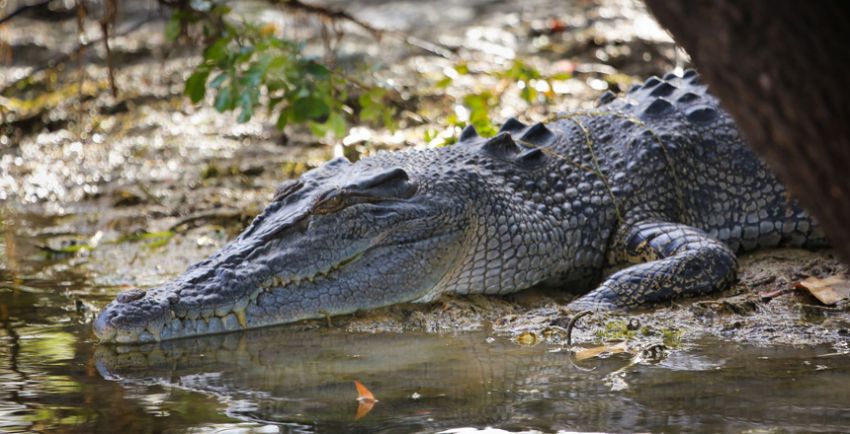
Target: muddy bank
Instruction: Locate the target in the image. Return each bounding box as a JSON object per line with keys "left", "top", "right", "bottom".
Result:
{"left": 277, "top": 248, "right": 849, "bottom": 348}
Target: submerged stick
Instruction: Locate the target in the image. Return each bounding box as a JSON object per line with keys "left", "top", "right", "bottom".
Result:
{"left": 566, "top": 310, "right": 592, "bottom": 347}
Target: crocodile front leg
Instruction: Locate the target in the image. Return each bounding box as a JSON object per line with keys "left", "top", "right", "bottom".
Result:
{"left": 569, "top": 220, "right": 737, "bottom": 310}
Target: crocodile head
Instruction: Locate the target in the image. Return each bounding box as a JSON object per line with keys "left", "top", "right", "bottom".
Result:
{"left": 94, "top": 152, "right": 471, "bottom": 343}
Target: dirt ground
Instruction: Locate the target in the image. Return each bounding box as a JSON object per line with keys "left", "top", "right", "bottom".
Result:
{"left": 336, "top": 248, "right": 850, "bottom": 348}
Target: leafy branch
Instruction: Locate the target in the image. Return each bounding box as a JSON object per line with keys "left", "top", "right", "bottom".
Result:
{"left": 166, "top": 1, "right": 570, "bottom": 143}
{"left": 169, "top": 1, "right": 396, "bottom": 139}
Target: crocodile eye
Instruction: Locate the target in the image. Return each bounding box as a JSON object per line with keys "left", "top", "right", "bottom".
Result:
{"left": 314, "top": 194, "right": 346, "bottom": 214}
{"left": 273, "top": 180, "right": 303, "bottom": 202}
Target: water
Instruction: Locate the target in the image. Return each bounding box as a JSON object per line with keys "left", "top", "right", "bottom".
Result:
{"left": 3, "top": 216, "right": 850, "bottom": 434}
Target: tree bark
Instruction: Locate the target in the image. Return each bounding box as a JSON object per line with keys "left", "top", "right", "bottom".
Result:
{"left": 644, "top": 0, "right": 850, "bottom": 261}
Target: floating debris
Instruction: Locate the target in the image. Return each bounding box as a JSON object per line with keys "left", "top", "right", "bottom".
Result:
{"left": 574, "top": 341, "right": 629, "bottom": 362}
{"left": 353, "top": 380, "right": 378, "bottom": 420}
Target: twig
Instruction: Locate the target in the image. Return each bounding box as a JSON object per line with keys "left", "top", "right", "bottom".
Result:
{"left": 398, "top": 34, "right": 455, "bottom": 59}
{"left": 273, "top": 0, "right": 455, "bottom": 59}
{"left": 0, "top": 16, "right": 153, "bottom": 94}
{"left": 272, "top": 0, "right": 382, "bottom": 39}
{"left": 99, "top": 0, "right": 119, "bottom": 98}
{"left": 0, "top": 0, "right": 51, "bottom": 25}
{"left": 75, "top": 0, "right": 87, "bottom": 125}
{"left": 564, "top": 310, "right": 597, "bottom": 371}
{"left": 169, "top": 209, "right": 244, "bottom": 232}
{"left": 566, "top": 310, "right": 592, "bottom": 347}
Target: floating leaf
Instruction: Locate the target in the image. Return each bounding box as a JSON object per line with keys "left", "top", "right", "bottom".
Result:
{"left": 574, "top": 341, "right": 628, "bottom": 361}
{"left": 515, "top": 331, "right": 538, "bottom": 346}
{"left": 354, "top": 380, "right": 376, "bottom": 402}
{"left": 353, "top": 380, "right": 378, "bottom": 420}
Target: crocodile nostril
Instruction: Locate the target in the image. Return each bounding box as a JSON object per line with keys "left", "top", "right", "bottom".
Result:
{"left": 116, "top": 289, "right": 146, "bottom": 304}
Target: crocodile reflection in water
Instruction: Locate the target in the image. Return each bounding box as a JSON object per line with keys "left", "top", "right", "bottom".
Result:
{"left": 94, "top": 327, "right": 624, "bottom": 429}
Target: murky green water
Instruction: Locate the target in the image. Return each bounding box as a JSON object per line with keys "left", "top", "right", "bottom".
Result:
{"left": 3, "top": 213, "right": 850, "bottom": 434}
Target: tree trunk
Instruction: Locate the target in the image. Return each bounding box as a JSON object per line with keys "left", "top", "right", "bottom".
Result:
{"left": 644, "top": 0, "right": 850, "bottom": 262}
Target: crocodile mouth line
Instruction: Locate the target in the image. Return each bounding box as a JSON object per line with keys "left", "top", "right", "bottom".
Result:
{"left": 107, "top": 251, "right": 367, "bottom": 344}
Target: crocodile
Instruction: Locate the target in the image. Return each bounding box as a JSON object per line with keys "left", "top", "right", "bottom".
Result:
{"left": 93, "top": 70, "right": 827, "bottom": 343}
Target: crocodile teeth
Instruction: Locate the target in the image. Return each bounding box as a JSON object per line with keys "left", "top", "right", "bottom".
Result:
{"left": 234, "top": 296, "right": 249, "bottom": 311}
{"left": 215, "top": 304, "right": 232, "bottom": 317}
{"left": 234, "top": 308, "right": 248, "bottom": 329}
{"left": 147, "top": 320, "right": 164, "bottom": 342}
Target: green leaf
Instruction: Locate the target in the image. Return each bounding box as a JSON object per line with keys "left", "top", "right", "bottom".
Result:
{"left": 214, "top": 86, "right": 233, "bottom": 112}
{"left": 440, "top": 136, "right": 457, "bottom": 147}
{"left": 242, "top": 59, "right": 269, "bottom": 87}
{"left": 211, "top": 5, "right": 232, "bottom": 16}
{"left": 235, "top": 46, "right": 255, "bottom": 64}
{"left": 382, "top": 108, "right": 397, "bottom": 131}
{"left": 185, "top": 69, "right": 210, "bottom": 103}
{"left": 327, "top": 112, "right": 347, "bottom": 137}
{"left": 292, "top": 96, "right": 329, "bottom": 122}
{"left": 358, "top": 87, "right": 386, "bottom": 123}
{"left": 276, "top": 107, "right": 290, "bottom": 130}
{"left": 308, "top": 120, "right": 329, "bottom": 137}
{"left": 204, "top": 38, "right": 230, "bottom": 63}
{"left": 550, "top": 72, "right": 572, "bottom": 80}
{"left": 269, "top": 96, "right": 284, "bottom": 110}
{"left": 165, "top": 14, "right": 182, "bottom": 41}
{"left": 462, "top": 92, "right": 493, "bottom": 113}
{"left": 237, "top": 92, "right": 254, "bottom": 123}
{"left": 463, "top": 92, "right": 496, "bottom": 136}
{"left": 446, "top": 113, "right": 460, "bottom": 126}
{"left": 209, "top": 73, "right": 227, "bottom": 89}
{"left": 305, "top": 61, "right": 330, "bottom": 78}
{"left": 436, "top": 76, "right": 453, "bottom": 89}
{"left": 520, "top": 85, "right": 538, "bottom": 103}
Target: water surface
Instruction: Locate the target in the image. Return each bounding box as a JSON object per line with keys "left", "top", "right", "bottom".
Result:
{"left": 3, "top": 217, "right": 850, "bottom": 434}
